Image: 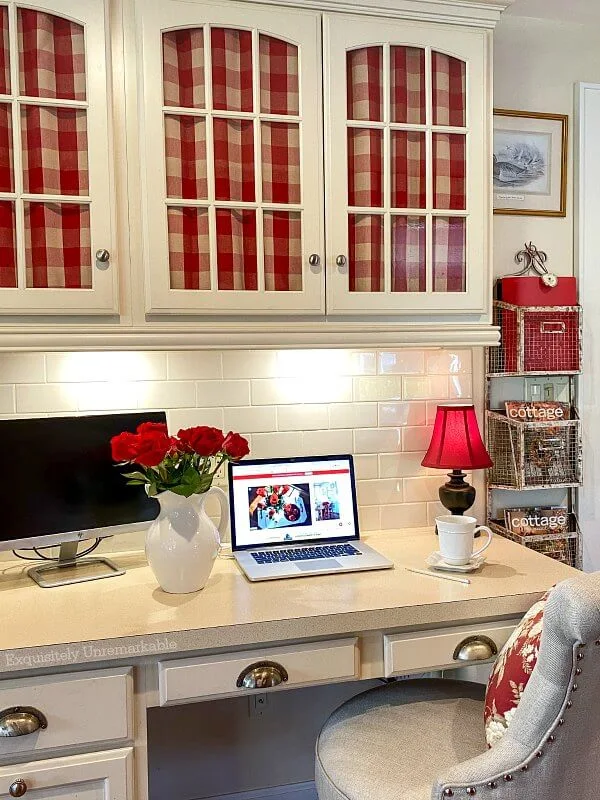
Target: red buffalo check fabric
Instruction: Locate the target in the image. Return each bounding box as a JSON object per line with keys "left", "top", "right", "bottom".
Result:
{"left": 0, "top": 201, "right": 16, "bottom": 287}
{"left": 390, "top": 46, "right": 425, "bottom": 124}
{"left": 392, "top": 131, "right": 425, "bottom": 209}
{"left": 211, "top": 28, "right": 253, "bottom": 113}
{"left": 347, "top": 47, "right": 383, "bottom": 122}
{"left": 432, "top": 51, "right": 466, "bottom": 127}
{"left": 347, "top": 128, "right": 383, "bottom": 207}
{"left": 163, "top": 28, "right": 205, "bottom": 109}
{"left": 165, "top": 115, "right": 207, "bottom": 200}
{"left": 348, "top": 214, "right": 383, "bottom": 292}
{"left": 263, "top": 210, "right": 302, "bottom": 291}
{"left": 25, "top": 202, "right": 91, "bottom": 288}
{"left": 213, "top": 118, "right": 255, "bottom": 202}
{"left": 392, "top": 215, "right": 426, "bottom": 292}
{"left": 433, "top": 133, "right": 466, "bottom": 210}
{"left": 433, "top": 216, "right": 465, "bottom": 292}
{"left": 216, "top": 208, "right": 257, "bottom": 291}
{"left": 259, "top": 34, "right": 299, "bottom": 116}
{"left": 0, "top": 103, "right": 13, "bottom": 192}
{"left": 168, "top": 207, "right": 210, "bottom": 290}
{"left": 21, "top": 106, "right": 88, "bottom": 196}
{"left": 484, "top": 591, "right": 550, "bottom": 747}
{"left": 261, "top": 122, "right": 300, "bottom": 204}
{"left": 0, "top": 6, "right": 10, "bottom": 95}
{"left": 18, "top": 9, "right": 85, "bottom": 100}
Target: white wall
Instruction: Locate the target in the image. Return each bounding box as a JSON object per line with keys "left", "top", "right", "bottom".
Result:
{"left": 493, "top": 14, "right": 600, "bottom": 278}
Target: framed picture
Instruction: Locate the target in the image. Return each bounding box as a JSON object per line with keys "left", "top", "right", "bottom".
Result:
{"left": 493, "top": 109, "right": 568, "bottom": 216}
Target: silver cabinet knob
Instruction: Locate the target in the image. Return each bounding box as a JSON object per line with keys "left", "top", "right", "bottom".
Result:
{"left": 453, "top": 636, "right": 498, "bottom": 662}
{"left": 308, "top": 254, "right": 321, "bottom": 267}
{"left": 95, "top": 249, "right": 110, "bottom": 263}
{"left": 9, "top": 780, "right": 27, "bottom": 798}
{"left": 0, "top": 707, "right": 47, "bottom": 737}
{"left": 336, "top": 255, "right": 347, "bottom": 267}
{"left": 236, "top": 661, "right": 289, "bottom": 689}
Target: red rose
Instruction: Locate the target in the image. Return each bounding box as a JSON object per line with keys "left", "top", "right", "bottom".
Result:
{"left": 134, "top": 431, "right": 172, "bottom": 467}
{"left": 256, "top": 488, "right": 267, "bottom": 497}
{"left": 283, "top": 485, "right": 290, "bottom": 493}
{"left": 269, "top": 493, "right": 279, "bottom": 505}
{"left": 222, "top": 431, "right": 250, "bottom": 460}
{"left": 111, "top": 431, "right": 140, "bottom": 462}
{"left": 177, "top": 426, "right": 225, "bottom": 457}
{"left": 136, "top": 421, "right": 168, "bottom": 436}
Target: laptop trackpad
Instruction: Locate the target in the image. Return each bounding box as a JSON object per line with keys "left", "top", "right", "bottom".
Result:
{"left": 296, "top": 559, "right": 341, "bottom": 571}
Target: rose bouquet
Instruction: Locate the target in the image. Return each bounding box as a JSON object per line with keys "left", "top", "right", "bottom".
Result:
{"left": 254, "top": 485, "right": 302, "bottom": 524}
{"left": 111, "top": 422, "right": 249, "bottom": 497}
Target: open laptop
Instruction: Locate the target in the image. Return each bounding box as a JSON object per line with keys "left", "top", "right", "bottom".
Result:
{"left": 228, "top": 454, "right": 393, "bottom": 581}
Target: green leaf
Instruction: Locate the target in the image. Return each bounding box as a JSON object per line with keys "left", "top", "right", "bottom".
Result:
{"left": 125, "top": 479, "right": 145, "bottom": 486}
{"left": 122, "top": 471, "right": 147, "bottom": 481}
{"left": 170, "top": 483, "right": 195, "bottom": 498}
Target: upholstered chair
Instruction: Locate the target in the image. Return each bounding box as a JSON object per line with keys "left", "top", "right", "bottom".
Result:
{"left": 315, "top": 571, "right": 600, "bottom": 800}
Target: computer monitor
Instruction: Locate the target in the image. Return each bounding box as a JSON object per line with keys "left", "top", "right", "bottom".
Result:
{"left": 0, "top": 411, "right": 166, "bottom": 586}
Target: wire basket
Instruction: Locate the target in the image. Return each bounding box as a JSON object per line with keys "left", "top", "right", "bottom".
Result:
{"left": 486, "top": 411, "right": 582, "bottom": 489}
{"left": 489, "top": 516, "right": 580, "bottom": 568}
{"left": 488, "top": 301, "right": 582, "bottom": 376}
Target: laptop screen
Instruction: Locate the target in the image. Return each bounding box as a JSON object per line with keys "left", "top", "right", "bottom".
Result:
{"left": 229, "top": 455, "right": 360, "bottom": 551}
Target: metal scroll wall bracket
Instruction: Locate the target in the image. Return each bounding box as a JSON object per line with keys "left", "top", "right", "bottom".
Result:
{"left": 512, "top": 242, "right": 558, "bottom": 287}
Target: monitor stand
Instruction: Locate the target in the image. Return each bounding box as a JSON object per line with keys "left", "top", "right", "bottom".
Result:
{"left": 28, "top": 541, "right": 125, "bottom": 588}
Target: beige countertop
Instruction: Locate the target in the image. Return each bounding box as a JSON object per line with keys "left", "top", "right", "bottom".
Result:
{"left": 0, "top": 529, "right": 576, "bottom": 674}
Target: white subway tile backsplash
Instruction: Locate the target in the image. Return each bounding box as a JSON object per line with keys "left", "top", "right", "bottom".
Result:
{"left": 5, "top": 346, "right": 476, "bottom": 537}
{"left": 224, "top": 406, "right": 276, "bottom": 434}
{"left": 378, "top": 350, "right": 425, "bottom": 375}
{"left": 380, "top": 502, "right": 428, "bottom": 530}
{"left": 427, "top": 501, "right": 446, "bottom": 527}
{"left": 402, "top": 425, "right": 433, "bottom": 452}
{"left": 353, "top": 376, "right": 403, "bottom": 402}
{"left": 138, "top": 381, "right": 196, "bottom": 409}
{"left": 0, "top": 353, "right": 45, "bottom": 383}
{"left": 277, "top": 404, "right": 329, "bottom": 431}
{"left": 252, "top": 377, "right": 352, "bottom": 405}
{"left": 328, "top": 402, "right": 377, "bottom": 429}
{"left": 197, "top": 380, "right": 250, "bottom": 407}
{"left": 167, "top": 351, "right": 222, "bottom": 380}
{"left": 357, "top": 478, "right": 403, "bottom": 506}
{"left": 167, "top": 408, "right": 224, "bottom": 431}
{"left": 354, "top": 427, "right": 402, "bottom": 454}
{"left": 378, "top": 401, "right": 426, "bottom": 427}
{"left": 46, "top": 352, "right": 166, "bottom": 383}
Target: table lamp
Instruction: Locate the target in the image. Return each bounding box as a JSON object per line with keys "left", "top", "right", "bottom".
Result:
{"left": 421, "top": 404, "right": 493, "bottom": 517}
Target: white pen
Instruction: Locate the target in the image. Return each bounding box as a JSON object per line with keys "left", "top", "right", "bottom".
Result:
{"left": 405, "top": 566, "right": 471, "bottom": 585}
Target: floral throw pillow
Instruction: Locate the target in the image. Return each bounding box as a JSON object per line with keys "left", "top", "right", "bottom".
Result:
{"left": 484, "top": 590, "right": 550, "bottom": 748}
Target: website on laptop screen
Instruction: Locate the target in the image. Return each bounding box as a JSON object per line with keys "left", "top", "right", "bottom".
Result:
{"left": 230, "top": 457, "right": 358, "bottom": 549}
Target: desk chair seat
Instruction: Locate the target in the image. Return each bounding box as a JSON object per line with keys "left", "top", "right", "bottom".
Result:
{"left": 316, "top": 571, "right": 600, "bottom": 800}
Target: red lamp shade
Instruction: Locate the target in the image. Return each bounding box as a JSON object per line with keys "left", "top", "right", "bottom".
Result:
{"left": 422, "top": 404, "right": 492, "bottom": 470}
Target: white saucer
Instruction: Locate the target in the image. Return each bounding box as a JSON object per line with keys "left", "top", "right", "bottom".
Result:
{"left": 425, "top": 551, "right": 486, "bottom": 573}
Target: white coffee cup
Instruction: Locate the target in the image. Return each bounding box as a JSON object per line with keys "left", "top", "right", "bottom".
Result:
{"left": 436, "top": 515, "right": 493, "bottom": 566}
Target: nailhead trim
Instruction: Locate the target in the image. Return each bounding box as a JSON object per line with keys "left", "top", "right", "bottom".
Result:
{"left": 558, "top": 718, "right": 565, "bottom": 725}
{"left": 487, "top": 782, "right": 497, "bottom": 789}
{"left": 521, "top": 765, "right": 528, "bottom": 772}
{"left": 547, "top": 735, "right": 556, "bottom": 743}
{"left": 566, "top": 700, "right": 573, "bottom": 708}
{"left": 572, "top": 683, "right": 578, "bottom": 691}
{"left": 466, "top": 788, "right": 476, "bottom": 796}
{"left": 536, "top": 750, "right": 543, "bottom": 758}
{"left": 575, "top": 667, "right": 582, "bottom": 675}
{"left": 577, "top": 652, "right": 585, "bottom": 660}
{"left": 443, "top": 789, "right": 453, "bottom": 797}
{"left": 503, "top": 775, "right": 513, "bottom": 782}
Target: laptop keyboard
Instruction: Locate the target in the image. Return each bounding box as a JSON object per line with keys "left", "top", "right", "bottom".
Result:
{"left": 251, "top": 543, "right": 361, "bottom": 564}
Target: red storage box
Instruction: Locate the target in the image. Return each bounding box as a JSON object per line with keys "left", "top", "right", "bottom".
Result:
{"left": 497, "top": 276, "right": 578, "bottom": 307}
{"left": 489, "top": 301, "right": 581, "bottom": 374}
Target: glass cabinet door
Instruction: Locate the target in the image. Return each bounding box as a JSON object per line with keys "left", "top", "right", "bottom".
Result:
{"left": 0, "top": 0, "right": 115, "bottom": 313}
{"left": 139, "top": 1, "right": 323, "bottom": 315}
{"left": 325, "top": 14, "right": 489, "bottom": 315}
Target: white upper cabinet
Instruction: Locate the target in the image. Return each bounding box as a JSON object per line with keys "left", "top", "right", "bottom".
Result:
{"left": 137, "top": 0, "right": 324, "bottom": 315}
{"left": 324, "top": 14, "right": 488, "bottom": 315}
{"left": 0, "top": 0, "right": 116, "bottom": 314}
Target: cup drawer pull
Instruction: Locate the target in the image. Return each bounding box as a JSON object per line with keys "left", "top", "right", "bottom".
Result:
{"left": 453, "top": 636, "right": 498, "bottom": 662}
{"left": 236, "top": 661, "right": 289, "bottom": 689}
{"left": 0, "top": 707, "right": 47, "bottom": 737}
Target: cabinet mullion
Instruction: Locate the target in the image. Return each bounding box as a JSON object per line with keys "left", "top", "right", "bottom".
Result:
{"left": 203, "top": 23, "right": 218, "bottom": 296}
{"left": 8, "top": 3, "right": 25, "bottom": 291}
{"left": 252, "top": 27, "right": 265, "bottom": 293}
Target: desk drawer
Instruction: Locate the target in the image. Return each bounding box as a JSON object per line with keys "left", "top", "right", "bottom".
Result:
{"left": 0, "top": 668, "right": 132, "bottom": 759}
{"left": 158, "top": 638, "right": 359, "bottom": 705}
{"left": 384, "top": 621, "right": 517, "bottom": 677}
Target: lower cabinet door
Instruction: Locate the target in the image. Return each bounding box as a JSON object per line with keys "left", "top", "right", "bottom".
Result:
{"left": 0, "top": 749, "right": 132, "bottom": 800}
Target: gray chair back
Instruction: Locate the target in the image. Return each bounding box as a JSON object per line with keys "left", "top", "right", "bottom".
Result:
{"left": 434, "top": 571, "right": 600, "bottom": 799}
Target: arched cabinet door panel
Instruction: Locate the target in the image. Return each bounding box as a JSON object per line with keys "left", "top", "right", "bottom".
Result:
{"left": 324, "top": 13, "right": 490, "bottom": 317}
{"left": 138, "top": 0, "right": 324, "bottom": 315}
{"left": 0, "top": 0, "right": 116, "bottom": 314}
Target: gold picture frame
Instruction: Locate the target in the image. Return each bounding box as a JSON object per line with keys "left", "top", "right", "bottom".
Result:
{"left": 493, "top": 109, "right": 568, "bottom": 217}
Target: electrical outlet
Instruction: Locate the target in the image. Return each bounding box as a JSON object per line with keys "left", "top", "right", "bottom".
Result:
{"left": 543, "top": 383, "right": 555, "bottom": 401}
{"left": 248, "top": 693, "right": 269, "bottom": 718}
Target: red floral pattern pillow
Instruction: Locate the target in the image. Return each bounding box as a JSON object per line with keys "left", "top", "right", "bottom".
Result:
{"left": 484, "top": 590, "right": 550, "bottom": 747}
